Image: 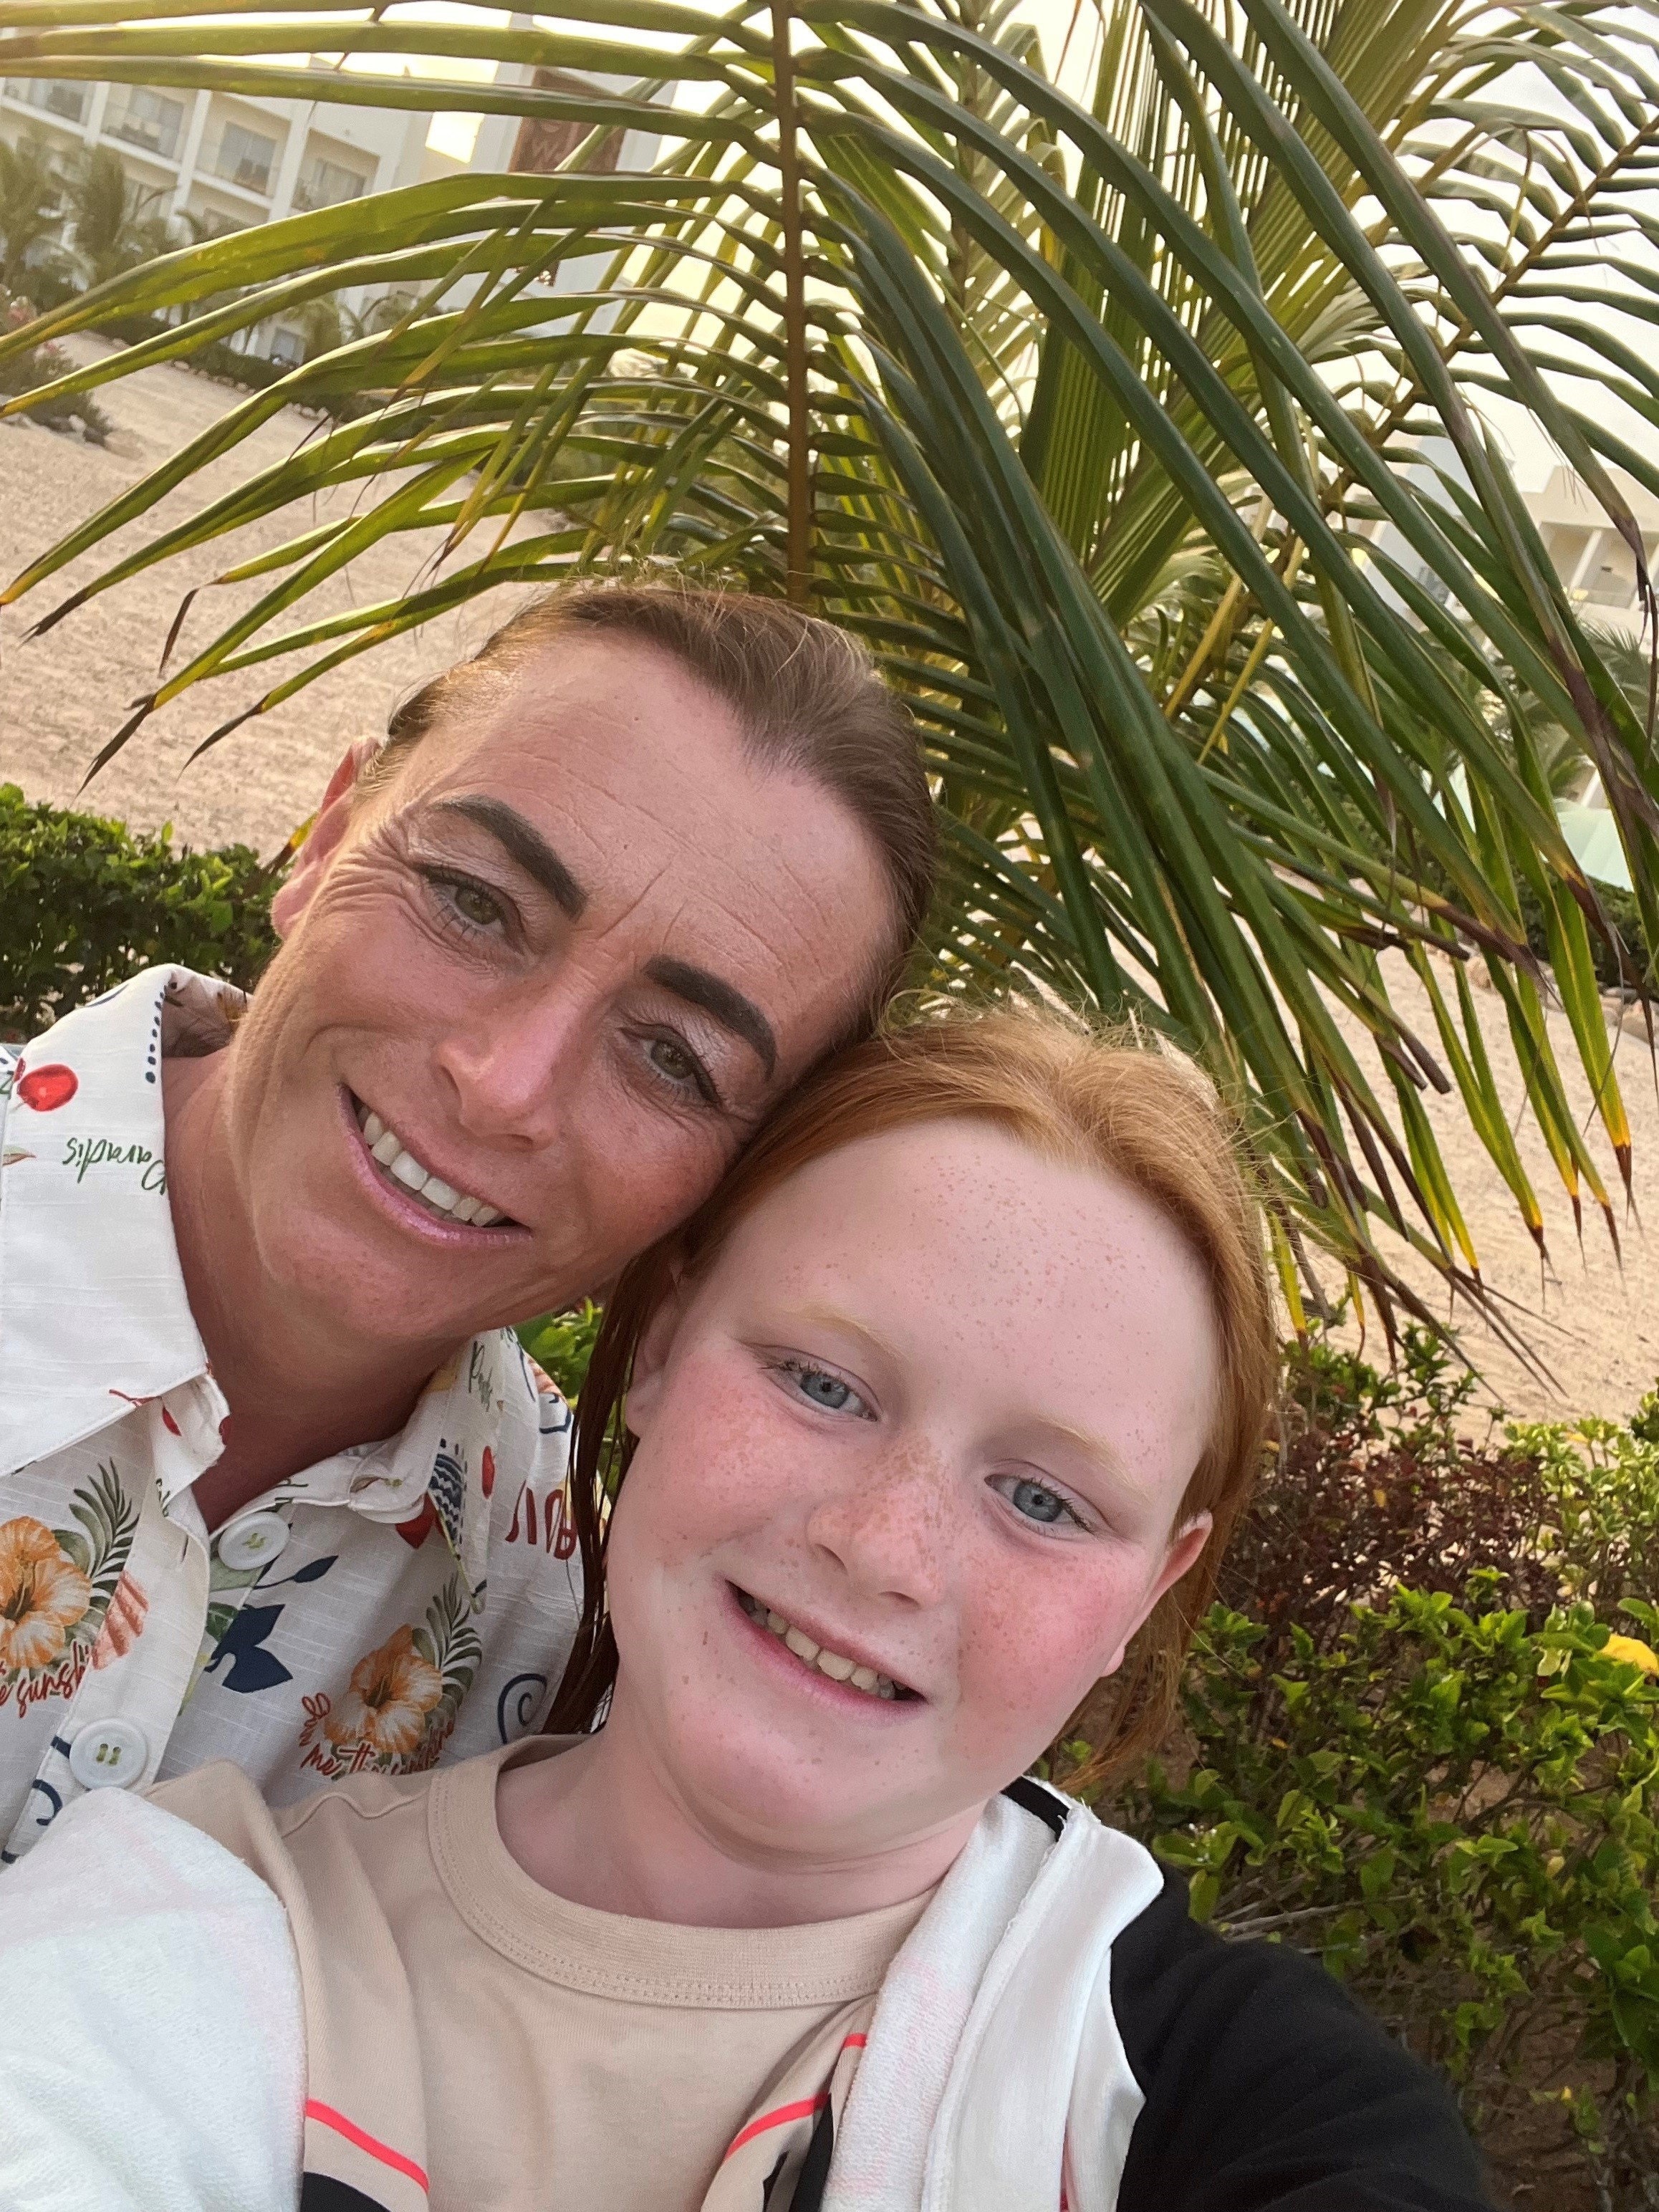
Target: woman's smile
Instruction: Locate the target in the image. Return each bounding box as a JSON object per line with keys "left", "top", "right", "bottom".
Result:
{"left": 337, "top": 1085, "right": 529, "bottom": 1247}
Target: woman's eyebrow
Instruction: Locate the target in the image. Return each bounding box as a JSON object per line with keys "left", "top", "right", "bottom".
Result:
{"left": 430, "top": 795, "right": 588, "bottom": 919}
{"left": 645, "top": 956, "right": 777, "bottom": 1078}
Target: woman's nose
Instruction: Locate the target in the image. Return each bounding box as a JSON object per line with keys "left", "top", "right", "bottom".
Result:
{"left": 431, "top": 973, "right": 592, "bottom": 1145}
{"left": 804, "top": 1445, "right": 955, "bottom": 1610}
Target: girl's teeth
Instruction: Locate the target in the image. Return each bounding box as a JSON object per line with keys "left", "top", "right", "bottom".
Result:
{"left": 362, "top": 1111, "right": 385, "bottom": 1145}
{"left": 743, "top": 1593, "right": 898, "bottom": 1700}
{"left": 422, "top": 1176, "right": 459, "bottom": 1209}
{"left": 371, "top": 1129, "right": 402, "bottom": 1167}
{"left": 389, "top": 1150, "right": 428, "bottom": 1190}
{"left": 451, "top": 1196, "right": 479, "bottom": 1223}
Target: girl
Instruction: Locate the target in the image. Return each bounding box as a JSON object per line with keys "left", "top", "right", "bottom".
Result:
{"left": 0, "top": 1007, "right": 1489, "bottom": 2212}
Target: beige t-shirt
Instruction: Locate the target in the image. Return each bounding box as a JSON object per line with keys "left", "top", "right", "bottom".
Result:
{"left": 155, "top": 1739, "right": 933, "bottom": 2212}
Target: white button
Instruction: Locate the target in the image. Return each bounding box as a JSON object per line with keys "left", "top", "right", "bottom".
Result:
{"left": 68, "top": 1718, "right": 149, "bottom": 1791}
{"left": 216, "top": 1511, "right": 290, "bottom": 1573}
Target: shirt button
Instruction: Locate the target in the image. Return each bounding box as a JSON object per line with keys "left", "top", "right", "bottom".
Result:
{"left": 216, "top": 1511, "right": 291, "bottom": 1572}
{"left": 68, "top": 1718, "right": 150, "bottom": 1791}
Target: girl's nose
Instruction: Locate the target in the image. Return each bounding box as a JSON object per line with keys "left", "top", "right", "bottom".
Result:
{"left": 804, "top": 1444, "right": 954, "bottom": 1610}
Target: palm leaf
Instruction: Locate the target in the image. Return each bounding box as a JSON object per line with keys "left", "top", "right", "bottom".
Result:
{"left": 2, "top": 0, "right": 1656, "bottom": 1353}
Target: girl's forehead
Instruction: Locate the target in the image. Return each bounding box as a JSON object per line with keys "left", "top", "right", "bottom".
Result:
{"left": 705, "top": 1118, "right": 1206, "bottom": 1327}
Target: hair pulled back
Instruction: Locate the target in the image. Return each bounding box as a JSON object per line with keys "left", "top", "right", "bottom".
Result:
{"left": 367, "top": 578, "right": 936, "bottom": 1024}
{"left": 546, "top": 1001, "right": 1280, "bottom": 1785}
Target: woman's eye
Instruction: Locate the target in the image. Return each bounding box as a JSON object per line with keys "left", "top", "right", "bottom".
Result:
{"left": 451, "top": 881, "right": 503, "bottom": 930}
{"left": 994, "top": 1475, "right": 1083, "bottom": 1530}
{"left": 648, "top": 1037, "right": 695, "bottom": 1083}
{"left": 643, "top": 1034, "right": 718, "bottom": 1106}
{"left": 420, "top": 867, "right": 508, "bottom": 937}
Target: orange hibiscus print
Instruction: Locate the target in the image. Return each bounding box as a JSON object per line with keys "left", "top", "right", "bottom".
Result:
{"left": 0, "top": 1517, "right": 93, "bottom": 1672}
{"left": 323, "top": 1625, "right": 443, "bottom": 1757}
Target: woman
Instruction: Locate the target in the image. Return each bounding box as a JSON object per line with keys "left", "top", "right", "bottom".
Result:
{"left": 0, "top": 581, "right": 933, "bottom": 1863}
{"left": 0, "top": 1006, "right": 1489, "bottom": 2211}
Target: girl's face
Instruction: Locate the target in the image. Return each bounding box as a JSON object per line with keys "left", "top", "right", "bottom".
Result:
{"left": 607, "top": 1117, "right": 1218, "bottom": 1871}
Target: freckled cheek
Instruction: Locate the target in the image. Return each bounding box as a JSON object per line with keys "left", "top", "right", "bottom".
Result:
{"left": 629, "top": 1382, "right": 812, "bottom": 1559}
{"left": 953, "top": 1560, "right": 1140, "bottom": 1740}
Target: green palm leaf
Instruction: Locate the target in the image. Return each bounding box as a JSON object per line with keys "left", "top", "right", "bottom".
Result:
{"left": 2, "top": 0, "right": 1656, "bottom": 1352}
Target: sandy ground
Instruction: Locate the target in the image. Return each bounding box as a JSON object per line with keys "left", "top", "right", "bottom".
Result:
{"left": 0, "top": 334, "right": 532, "bottom": 856}
{"left": 4, "top": 341, "right": 1657, "bottom": 1426}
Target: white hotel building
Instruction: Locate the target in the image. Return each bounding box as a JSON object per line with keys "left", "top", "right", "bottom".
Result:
{"left": 0, "top": 62, "right": 662, "bottom": 360}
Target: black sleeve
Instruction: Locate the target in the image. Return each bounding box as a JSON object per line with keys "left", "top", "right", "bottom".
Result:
{"left": 1110, "top": 1870, "right": 1493, "bottom": 2212}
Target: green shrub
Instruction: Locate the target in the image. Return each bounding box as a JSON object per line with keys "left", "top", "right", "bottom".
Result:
{"left": 1112, "top": 1589, "right": 1657, "bottom": 2206}
{"left": 1516, "top": 872, "right": 1654, "bottom": 998}
{"left": 0, "top": 783, "right": 277, "bottom": 1036}
{"left": 1069, "top": 1329, "right": 1659, "bottom": 2208}
{"left": 0, "top": 288, "right": 112, "bottom": 441}
{"left": 515, "top": 1301, "right": 602, "bottom": 1403}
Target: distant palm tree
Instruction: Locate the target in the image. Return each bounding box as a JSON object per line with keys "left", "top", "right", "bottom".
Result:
{"left": 0, "top": 129, "right": 66, "bottom": 297}
{"left": 59, "top": 144, "right": 178, "bottom": 292}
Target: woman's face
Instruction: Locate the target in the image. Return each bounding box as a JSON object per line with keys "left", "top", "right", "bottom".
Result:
{"left": 219, "top": 635, "right": 895, "bottom": 1350}
{"left": 608, "top": 1117, "right": 1218, "bottom": 1872}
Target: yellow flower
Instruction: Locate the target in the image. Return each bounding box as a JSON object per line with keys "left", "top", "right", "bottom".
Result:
{"left": 1600, "top": 1632, "right": 1659, "bottom": 1676}
{"left": 0, "top": 1516, "right": 92, "bottom": 1673}
{"left": 324, "top": 1625, "right": 443, "bottom": 1756}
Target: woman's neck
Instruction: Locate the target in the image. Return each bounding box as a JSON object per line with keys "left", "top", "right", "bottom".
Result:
{"left": 496, "top": 1698, "right": 980, "bottom": 1929}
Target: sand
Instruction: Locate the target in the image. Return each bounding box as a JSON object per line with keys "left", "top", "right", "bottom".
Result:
{"left": 0, "top": 333, "right": 526, "bottom": 857}
{"left": 3, "top": 338, "right": 1655, "bottom": 1427}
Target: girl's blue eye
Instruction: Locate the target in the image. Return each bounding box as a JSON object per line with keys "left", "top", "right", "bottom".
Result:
{"left": 998, "top": 1476, "right": 1080, "bottom": 1529}
{"left": 771, "top": 1358, "right": 871, "bottom": 1419}
{"left": 799, "top": 1369, "right": 853, "bottom": 1410}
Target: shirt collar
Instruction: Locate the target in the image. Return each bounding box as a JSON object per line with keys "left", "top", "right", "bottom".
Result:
{"left": 0, "top": 968, "right": 504, "bottom": 1572}
{"left": 0, "top": 966, "right": 227, "bottom": 1479}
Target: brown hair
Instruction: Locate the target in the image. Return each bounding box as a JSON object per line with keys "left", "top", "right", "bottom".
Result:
{"left": 546, "top": 1001, "right": 1280, "bottom": 1787}
{"left": 364, "top": 580, "right": 936, "bottom": 1023}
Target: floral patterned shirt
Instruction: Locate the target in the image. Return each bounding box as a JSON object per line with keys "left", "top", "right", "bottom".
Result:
{"left": 0, "top": 966, "right": 582, "bottom": 1862}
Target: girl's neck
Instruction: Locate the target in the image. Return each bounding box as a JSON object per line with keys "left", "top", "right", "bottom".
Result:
{"left": 497, "top": 1704, "right": 979, "bottom": 1929}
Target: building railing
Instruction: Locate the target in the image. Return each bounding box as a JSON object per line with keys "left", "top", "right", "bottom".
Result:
{"left": 2, "top": 77, "right": 90, "bottom": 126}
{"left": 103, "top": 87, "right": 186, "bottom": 162}
{"left": 202, "top": 122, "right": 279, "bottom": 196}
{"left": 292, "top": 152, "right": 371, "bottom": 212}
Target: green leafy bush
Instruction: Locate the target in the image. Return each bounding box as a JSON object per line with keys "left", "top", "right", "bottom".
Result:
{"left": 1115, "top": 1590, "right": 1658, "bottom": 2206}
{"left": 0, "top": 288, "right": 112, "bottom": 441}
{"left": 1073, "top": 1332, "right": 1659, "bottom": 2209}
{"left": 0, "top": 784, "right": 277, "bottom": 1036}
{"left": 515, "top": 1301, "right": 602, "bottom": 1403}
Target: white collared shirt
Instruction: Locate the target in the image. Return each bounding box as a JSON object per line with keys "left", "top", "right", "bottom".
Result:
{"left": 0, "top": 967, "right": 582, "bottom": 1860}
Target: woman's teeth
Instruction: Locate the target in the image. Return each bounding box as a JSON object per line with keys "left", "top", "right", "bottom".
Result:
{"left": 355, "top": 1103, "right": 507, "bottom": 1226}
{"left": 738, "top": 1590, "right": 900, "bottom": 1699}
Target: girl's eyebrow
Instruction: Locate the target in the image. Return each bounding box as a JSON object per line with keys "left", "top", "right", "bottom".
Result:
{"left": 1030, "top": 1417, "right": 1135, "bottom": 1494}
{"left": 776, "top": 1304, "right": 897, "bottom": 1365}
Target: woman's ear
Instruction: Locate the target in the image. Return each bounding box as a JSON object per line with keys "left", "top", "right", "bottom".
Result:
{"left": 269, "top": 737, "right": 383, "bottom": 938}
{"left": 622, "top": 1278, "right": 693, "bottom": 1437}
{"left": 1097, "top": 1511, "right": 1213, "bottom": 1679}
